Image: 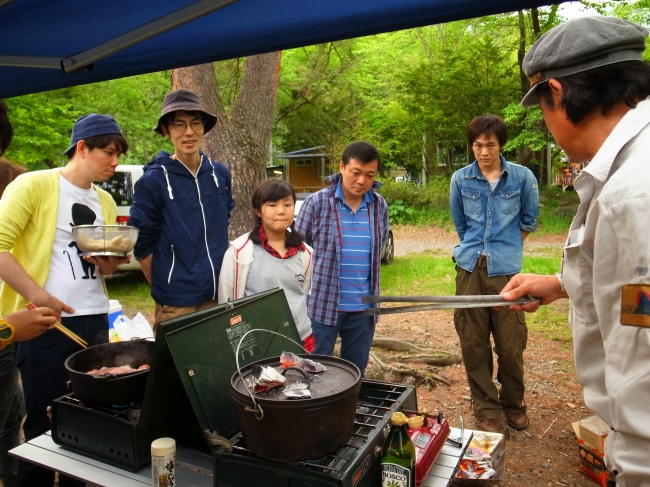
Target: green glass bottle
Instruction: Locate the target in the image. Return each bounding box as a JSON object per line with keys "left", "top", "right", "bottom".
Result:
{"left": 381, "top": 412, "right": 416, "bottom": 487}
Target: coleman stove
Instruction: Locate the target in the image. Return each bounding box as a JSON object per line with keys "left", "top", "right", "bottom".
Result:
{"left": 51, "top": 289, "right": 453, "bottom": 485}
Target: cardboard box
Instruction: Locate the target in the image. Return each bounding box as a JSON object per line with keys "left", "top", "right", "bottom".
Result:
{"left": 572, "top": 417, "right": 610, "bottom": 487}
{"left": 579, "top": 415, "right": 609, "bottom": 452}
{"left": 578, "top": 440, "right": 609, "bottom": 487}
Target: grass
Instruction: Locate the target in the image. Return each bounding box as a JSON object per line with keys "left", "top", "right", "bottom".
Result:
{"left": 105, "top": 272, "right": 154, "bottom": 316}
{"left": 381, "top": 251, "right": 572, "bottom": 343}
{"left": 105, "top": 250, "right": 572, "bottom": 344}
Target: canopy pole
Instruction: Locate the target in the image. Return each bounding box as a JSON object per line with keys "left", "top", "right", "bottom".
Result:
{"left": 0, "top": 55, "right": 60, "bottom": 69}
{"left": 0, "top": 0, "right": 240, "bottom": 72}
{"left": 62, "top": 0, "right": 239, "bottom": 73}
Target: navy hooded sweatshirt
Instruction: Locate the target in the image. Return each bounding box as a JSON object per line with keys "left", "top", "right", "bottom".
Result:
{"left": 128, "top": 150, "right": 235, "bottom": 307}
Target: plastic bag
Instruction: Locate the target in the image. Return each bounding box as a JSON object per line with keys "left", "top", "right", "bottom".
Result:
{"left": 112, "top": 313, "right": 154, "bottom": 341}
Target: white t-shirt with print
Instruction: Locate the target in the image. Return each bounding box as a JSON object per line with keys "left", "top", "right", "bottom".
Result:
{"left": 43, "top": 175, "right": 109, "bottom": 317}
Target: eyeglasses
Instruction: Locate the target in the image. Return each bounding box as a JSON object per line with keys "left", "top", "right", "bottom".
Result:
{"left": 169, "top": 120, "right": 204, "bottom": 133}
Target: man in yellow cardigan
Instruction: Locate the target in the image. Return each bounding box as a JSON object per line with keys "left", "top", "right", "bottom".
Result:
{"left": 0, "top": 113, "right": 128, "bottom": 487}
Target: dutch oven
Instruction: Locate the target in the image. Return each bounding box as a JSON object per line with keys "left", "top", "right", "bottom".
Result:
{"left": 230, "top": 353, "right": 361, "bottom": 463}
{"left": 64, "top": 339, "right": 154, "bottom": 407}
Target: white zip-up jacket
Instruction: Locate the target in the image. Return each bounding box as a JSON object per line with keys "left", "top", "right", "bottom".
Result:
{"left": 218, "top": 233, "right": 313, "bottom": 338}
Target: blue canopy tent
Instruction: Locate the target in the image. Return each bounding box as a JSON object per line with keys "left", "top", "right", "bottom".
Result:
{"left": 0, "top": 0, "right": 567, "bottom": 98}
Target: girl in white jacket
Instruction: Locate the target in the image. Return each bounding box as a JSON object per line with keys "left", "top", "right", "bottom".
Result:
{"left": 218, "top": 180, "right": 314, "bottom": 351}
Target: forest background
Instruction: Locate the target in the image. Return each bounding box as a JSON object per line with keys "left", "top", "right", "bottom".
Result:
{"left": 3, "top": 0, "right": 649, "bottom": 231}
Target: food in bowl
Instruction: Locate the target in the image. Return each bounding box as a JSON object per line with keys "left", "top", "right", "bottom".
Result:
{"left": 72, "top": 225, "right": 139, "bottom": 256}
{"left": 75, "top": 233, "right": 134, "bottom": 252}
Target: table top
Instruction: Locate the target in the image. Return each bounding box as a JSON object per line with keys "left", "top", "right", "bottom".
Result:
{"left": 10, "top": 427, "right": 473, "bottom": 487}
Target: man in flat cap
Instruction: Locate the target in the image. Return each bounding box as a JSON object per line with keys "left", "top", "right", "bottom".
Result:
{"left": 0, "top": 113, "right": 129, "bottom": 486}
{"left": 129, "top": 89, "right": 235, "bottom": 328}
{"left": 501, "top": 16, "right": 650, "bottom": 487}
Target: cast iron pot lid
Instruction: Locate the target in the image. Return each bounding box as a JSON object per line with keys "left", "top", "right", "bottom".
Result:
{"left": 232, "top": 354, "right": 360, "bottom": 403}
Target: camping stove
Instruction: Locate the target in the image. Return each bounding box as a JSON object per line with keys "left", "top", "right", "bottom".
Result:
{"left": 212, "top": 379, "right": 444, "bottom": 487}
{"left": 51, "top": 291, "right": 453, "bottom": 485}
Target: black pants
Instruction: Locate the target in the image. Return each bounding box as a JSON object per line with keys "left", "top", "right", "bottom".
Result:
{"left": 0, "top": 344, "right": 24, "bottom": 487}
{"left": 16, "top": 314, "right": 108, "bottom": 487}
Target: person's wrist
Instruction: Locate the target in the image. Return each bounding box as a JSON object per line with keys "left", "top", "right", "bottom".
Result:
{"left": 29, "top": 289, "right": 50, "bottom": 306}
{"left": 555, "top": 273, "right": 565, "bottom": 292}
{"left": 0, "top": 319, "right": 15, "bottom": 351}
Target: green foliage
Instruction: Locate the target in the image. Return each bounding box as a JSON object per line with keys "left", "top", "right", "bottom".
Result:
{"left": 5, "top": 72, "right": 170, "bottom": 168}
{"left": 502, "top": 102, "right": 549, "bottom": 153}
{"left": 4, "top": 1, "right": 639, "bottom": 178}
{"left": 379, "top": 176, "right": 573, "bottom": 233}
{"left": 387, "top": 199, "right": 415, "bottom": 224}
{"left": 379, "top": 177, "right": 453, "bottom": 227}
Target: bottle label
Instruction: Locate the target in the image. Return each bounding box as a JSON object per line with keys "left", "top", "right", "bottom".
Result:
{"left": 382, "top": 462, "right": 411, "bottom": 487}
{"left": 151, "top": 453, "right": 175, "bottom": 487}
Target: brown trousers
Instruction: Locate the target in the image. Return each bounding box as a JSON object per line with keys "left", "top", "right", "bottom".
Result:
{"left": 453, "top": 265, "right": 528, "bottom": 421}
{"left": 153, "top": 300, "right": 219, "bottom": 332}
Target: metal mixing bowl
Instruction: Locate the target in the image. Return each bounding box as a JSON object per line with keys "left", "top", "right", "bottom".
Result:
{"left": 72, "top": 225, "right": 139, "bottom": 257}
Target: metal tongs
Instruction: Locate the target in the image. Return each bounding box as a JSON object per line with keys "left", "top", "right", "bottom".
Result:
{"left": 446, "top": 412, "right": 465, "bottom": 448}
{"left": 362, "top": 294, "right": 539, "bottom": 316}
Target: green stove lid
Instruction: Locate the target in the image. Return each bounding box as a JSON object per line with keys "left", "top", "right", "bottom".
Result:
{"left": 163, "top": 288, "right": 303, "bottom": 453}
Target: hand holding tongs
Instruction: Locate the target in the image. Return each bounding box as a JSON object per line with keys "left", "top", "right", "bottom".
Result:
{"left": 362, "top": 294, "right": 540, "bottom": 316}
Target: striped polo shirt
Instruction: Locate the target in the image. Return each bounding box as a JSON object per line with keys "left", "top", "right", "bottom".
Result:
{"left": 335, "top": 180, "right": 373, "bottom": 311}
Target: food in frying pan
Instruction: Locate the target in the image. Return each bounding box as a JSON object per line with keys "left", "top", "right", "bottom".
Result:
{"left": 87, "top": 364, "right": 150, "bottom": 375}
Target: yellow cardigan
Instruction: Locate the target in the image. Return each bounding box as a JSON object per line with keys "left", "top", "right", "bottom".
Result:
{"left": 0, "top": 169, "right": 116, "bottom": 315}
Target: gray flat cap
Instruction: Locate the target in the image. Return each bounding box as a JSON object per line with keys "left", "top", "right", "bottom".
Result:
{"left": 522, "top": 16, "right": 648, "bottom": 107}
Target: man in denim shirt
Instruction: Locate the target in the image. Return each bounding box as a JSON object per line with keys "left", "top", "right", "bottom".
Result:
{"left": 450, "top": 114, "right": 538, "bottom": 433}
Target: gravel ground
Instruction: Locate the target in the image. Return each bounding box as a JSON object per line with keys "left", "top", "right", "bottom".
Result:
{"left": 372, "top": 226, "right": 592, "bottom": 486}
{"left": 393, "top": 225, "right": 566, "bottom": 257}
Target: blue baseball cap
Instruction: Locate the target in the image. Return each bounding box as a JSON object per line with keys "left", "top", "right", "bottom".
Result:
{"left": 63, "top": 113, "right": 123, "bottom": 155}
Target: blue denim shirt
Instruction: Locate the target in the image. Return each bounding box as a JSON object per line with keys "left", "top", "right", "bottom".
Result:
{"left": 450, "top": 156, "right": 538, "bottom": 277}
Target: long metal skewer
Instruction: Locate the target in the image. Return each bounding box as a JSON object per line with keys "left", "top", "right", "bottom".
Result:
{"left": 363, "top": 295, "right": 539, "bottom": 316}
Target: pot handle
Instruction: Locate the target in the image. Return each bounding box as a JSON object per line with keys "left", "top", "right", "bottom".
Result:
{"left": 235, "top": 329, "right": 307, "bottom": 421}
{"left": 280, "top": 366, "right": 311, "bottom": 381}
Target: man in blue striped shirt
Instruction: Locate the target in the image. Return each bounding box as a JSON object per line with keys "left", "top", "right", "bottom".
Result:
{"left": 296, "top": 142, "right": 388, "bottom": 376}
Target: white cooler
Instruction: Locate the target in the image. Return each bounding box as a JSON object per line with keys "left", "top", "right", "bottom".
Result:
{"left": 108, "top": 300, "right": 123, "bottom": 329}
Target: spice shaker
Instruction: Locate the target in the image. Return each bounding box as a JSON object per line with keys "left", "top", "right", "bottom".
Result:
{"left": 151, "top": 437, "right": 176, "bottom": 487}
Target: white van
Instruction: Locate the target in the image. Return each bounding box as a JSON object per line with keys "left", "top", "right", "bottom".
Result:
{"left": 95, "top": 165, "right": 144, "bottom": 271}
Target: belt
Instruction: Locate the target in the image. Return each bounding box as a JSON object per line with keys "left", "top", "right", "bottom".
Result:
{"left": 476, "top": 255, "right": 487, "bottom": 269}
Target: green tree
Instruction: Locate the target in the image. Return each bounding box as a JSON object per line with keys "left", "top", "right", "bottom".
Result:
{"left": 4, "top": 72, "right": 170, "bottom": 169}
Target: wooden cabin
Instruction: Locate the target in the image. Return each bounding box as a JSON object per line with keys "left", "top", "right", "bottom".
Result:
{"left": 277, "top": 146, "right": 333, "bottom": 193}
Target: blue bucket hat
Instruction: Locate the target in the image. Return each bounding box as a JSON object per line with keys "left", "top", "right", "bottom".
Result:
{"left": 63, "top": 113, "right": 123, "bottom": 155}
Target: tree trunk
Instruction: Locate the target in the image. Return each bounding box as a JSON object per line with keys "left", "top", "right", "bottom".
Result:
{"left": 531, "top": 8, "right": 541, "bottom": 39}
{"left": 517, "top": 11, "right": 528, "bottom": 97}
{"left": 171, "top": 51, "right": 282, "bottom": 238}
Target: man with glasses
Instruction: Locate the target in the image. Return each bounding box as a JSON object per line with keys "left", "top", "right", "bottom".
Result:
{"left": 129, "top": 90, "right": 235, "bottom": 328}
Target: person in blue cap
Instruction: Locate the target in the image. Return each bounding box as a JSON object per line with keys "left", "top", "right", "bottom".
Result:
{"left": 0, "top": 113, "right": 129, "bottom": 487}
